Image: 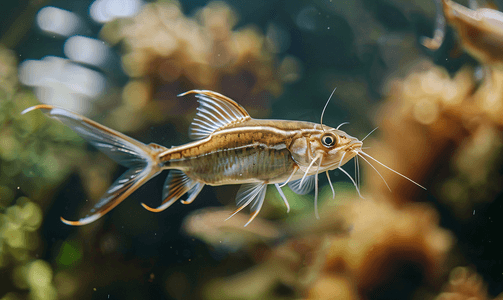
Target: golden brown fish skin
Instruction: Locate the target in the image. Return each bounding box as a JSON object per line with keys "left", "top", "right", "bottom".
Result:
{"left": 158, "top": 119, "right": 307, "bottom": 185}
{"left": 183, "top": 146, "right": 295, "bottom": 185}
{"left": 157, "top": 118, "right": 360, "bottom": 186}
{"left": 159, "top": 118, "right": 317, "bottom": 160}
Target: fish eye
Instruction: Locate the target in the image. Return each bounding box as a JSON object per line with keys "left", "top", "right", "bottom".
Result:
{"left": 321, "top": 134, "right": 336, "bottom": 147}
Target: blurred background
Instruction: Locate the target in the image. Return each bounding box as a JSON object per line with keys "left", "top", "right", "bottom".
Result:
{"left": 1, "top": 0, "right": 503, "bottom": 299}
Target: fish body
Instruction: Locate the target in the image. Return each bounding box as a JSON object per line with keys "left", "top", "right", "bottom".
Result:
{"left": 22, "top": 90, "right": 420, "bottom": 226}
{"left": 160, "top": 118, "right": 358, "bottom": 186}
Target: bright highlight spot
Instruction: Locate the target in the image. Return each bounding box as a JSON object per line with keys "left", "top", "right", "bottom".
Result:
{"left": 27, "top": 260, "right": 53, "bottom": 288}
{"left": 90, "top": 0, "right": 143, "bottom": 23}
{"left": 19, "top": 56, "right": 106, "bottom": 115}
{"left": 64, "top": 36, "right": 110, "bottom": 68}
{"left": 37, "top": 6, "right": 82, "bottom": 37}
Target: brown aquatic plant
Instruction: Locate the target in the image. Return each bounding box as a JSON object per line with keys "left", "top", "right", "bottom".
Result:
{"left": 186, "top": 188, "right": 452, "bottom": 299}
{"left": 423, "top": 0, "right": 503, "bottom": 68}
{"left": 99, "top": 0, "right": 291, "bottom": 132}
{"left": 370, "top": 60, "right": 503, "bottom": 217}
{"left": 435, "top": 267, "right": 503, "bottom": 300}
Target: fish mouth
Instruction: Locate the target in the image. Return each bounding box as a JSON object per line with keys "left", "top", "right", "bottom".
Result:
{"left": 347, "top": 140, "right": 363, "bottom": 152}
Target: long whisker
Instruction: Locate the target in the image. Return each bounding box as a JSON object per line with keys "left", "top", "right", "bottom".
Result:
{"left": 336, "top": 122, "right": 349, "bottom": 130}
{"left": 279, "top": 166, "right": 298, "bottom": 188}
{"left": 355, "top": 152, "right": 391, "bottom": 192}
{"left": 338, "top": 151, "right": 346, "bottom": 169}
{"left": 320, "top": 87, "right": 337, "bottom": 132}
{"left": 354, "top": 155, "right": 358, "bottom": 188}
{"left": 314, "top": 156, "right": 322, "bottom": 219}
{"left": 299, "top": 153, "right": 322, "bottom": 189}
{"left": 358, "top": 151, "right": 426, "bottom": 190}
{"left": 338, "top": 167, "right": 363, "bottom": 199}
{"left": 274, "top": 183, "right": 290, "bottom": 213}
{"left": 326, "top": 171, "right": 335, "bottom": 199}
{"left": 361, "top": 126, "right": 379, "bottom": 142}
{"left": 356, "top": 155, "right": 360, "bottom": 190}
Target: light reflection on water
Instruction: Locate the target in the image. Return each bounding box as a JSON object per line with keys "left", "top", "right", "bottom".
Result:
{"left": 19, "top": 56, "right": 106, "bottom": 114}
{"left": 36, "top": 6, "right": 83, "bottom": 38}
{"left": 89, "top": 0, "right": 143, "bottom": 23}
{"left": 64, "top": 35, "right": 111, "bottom": 69}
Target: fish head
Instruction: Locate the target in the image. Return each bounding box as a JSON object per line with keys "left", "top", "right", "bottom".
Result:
{"left": 290, "top": 126, "right": 362, "bottom": 172}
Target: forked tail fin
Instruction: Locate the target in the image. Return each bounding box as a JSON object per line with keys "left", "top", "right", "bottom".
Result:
{"left": 22, "top": 105, "right": 167, "bottom": 226}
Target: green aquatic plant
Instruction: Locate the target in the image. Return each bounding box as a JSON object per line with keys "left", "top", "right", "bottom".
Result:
{"left": 0, "top": 45, "right": 102, "bottom": 300}
{"left": 0, "top": 195, "right": 58, "bottom": 300}
{"left": 0, "top": 46, "right": 100, "bottom": 205}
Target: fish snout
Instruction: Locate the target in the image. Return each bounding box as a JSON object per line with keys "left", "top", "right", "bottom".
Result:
{"left": 348, "top": 139, "right": 363, "bottom": 152}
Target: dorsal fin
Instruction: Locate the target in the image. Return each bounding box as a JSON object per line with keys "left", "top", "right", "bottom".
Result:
{"left": 178, "top": 90, "right": 251, "bottom": 140}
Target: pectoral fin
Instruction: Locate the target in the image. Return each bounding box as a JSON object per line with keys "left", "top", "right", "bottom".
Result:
{"left": 288, "top": 175, "right": 315, "bottom": 195}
